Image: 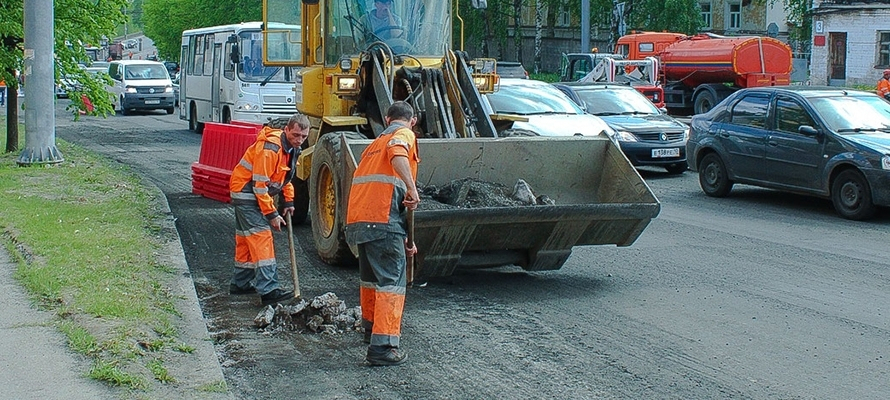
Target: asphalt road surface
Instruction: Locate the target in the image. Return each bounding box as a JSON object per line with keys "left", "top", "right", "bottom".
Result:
{"left": 53, "top": 103, "right": 890, "bottom": 399}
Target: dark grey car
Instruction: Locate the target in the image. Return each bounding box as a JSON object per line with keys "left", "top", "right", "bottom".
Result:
{"left": 687, "top": 86, "right": 890, "bottom": 220}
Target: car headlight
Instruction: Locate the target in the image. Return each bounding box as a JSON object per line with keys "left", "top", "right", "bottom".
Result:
{"left": 165, "top": 86, "right": 173, "bottom": 93}
{"left": 616, "top": 130, "right": 638, "bottom": 142}
{"left": 882, "top": 155, "right": 890, "bottom": 170}
{"left": 125, "top": 86, "right": 137, "bottom": 93}
{"left": 235, "top": 101, "right": 260, "bottom": 112}
{"left": 682, "top": 128, "right": 689, "bottom": 140}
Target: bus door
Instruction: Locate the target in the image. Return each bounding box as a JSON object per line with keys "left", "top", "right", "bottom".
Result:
{"left": 211, "top": 43, "right": 222, "bottom": 121}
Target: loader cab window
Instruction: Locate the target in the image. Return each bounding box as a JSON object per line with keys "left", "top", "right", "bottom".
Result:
{"left": 330, "top": 0, "right": 452, "bottom": 64}
{"left": 262, "top": 0, "right": 304, "bottom": 65}
{"left": 238, "top": 30, "right": 298, "bottom": 83}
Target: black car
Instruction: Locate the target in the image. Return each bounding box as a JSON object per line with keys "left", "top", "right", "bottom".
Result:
{"left": 687, "top": 86, "right": 890, "bottom": 220}
{"left": 555, "top": 82, "right": 689, "bottom": 174}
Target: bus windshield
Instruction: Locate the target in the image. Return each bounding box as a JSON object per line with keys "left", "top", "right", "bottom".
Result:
{"left": 326, "top": 0, "right": 452, "bottom": 64}
{"left": 238, "top": 31, "right": 298, "bottom": 83}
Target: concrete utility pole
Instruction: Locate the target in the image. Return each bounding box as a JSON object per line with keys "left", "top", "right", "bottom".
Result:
{"left": 581, "top": 0, "right": 590, "bottom": 53}
{"left": 18, "top": 0, "right": 63, "bottom": 165}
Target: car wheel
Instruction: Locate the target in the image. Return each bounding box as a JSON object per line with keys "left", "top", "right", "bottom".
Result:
{"left": 698, "top": 153, "right": 733, "bottom": 197}
{"left": 665, "top": 163, "right": 687, "bottom": 175}
{"left": 694, "top": 90, "right": 717, "bottom": 115}
{"left": 165, "top": 107, "right": 174, "bottom": 115}
{"left": 830, "top": 169, "right": 876, "bottom": 220}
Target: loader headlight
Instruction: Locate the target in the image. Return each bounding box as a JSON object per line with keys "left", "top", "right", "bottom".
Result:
{"left": 333, "top": 74, "right": 360, "bottom": 95}
{"left": 339, "top": 58, "right": 353, "bottom": 72}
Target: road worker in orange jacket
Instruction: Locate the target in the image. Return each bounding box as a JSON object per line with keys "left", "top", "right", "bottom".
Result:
{"left": 877, "top": 69, "right": 890, "bottom": 100}
{"left": 346, "top": 101, "right": 420, "bottom": 366}
{"left": 229, "top": 114, "right": 310, "bottom": 306}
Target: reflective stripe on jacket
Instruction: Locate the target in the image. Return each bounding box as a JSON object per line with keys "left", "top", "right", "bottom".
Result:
{"left": 346, "top": 122, "right": 419, "bottom": 234}
{"left": 229, "top": 126, "right": 296, "bottom": 219}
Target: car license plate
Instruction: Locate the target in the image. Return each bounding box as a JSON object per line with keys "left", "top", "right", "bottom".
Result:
{"left": 652, "top": 148, "right": 680, "bottom": 158}
{"left": 145, "top": 100, "right": 160, "bottom": 105}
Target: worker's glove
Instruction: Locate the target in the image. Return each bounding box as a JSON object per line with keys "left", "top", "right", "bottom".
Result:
{"left": 267, "top": 182, "right": 283, "bottom": 196}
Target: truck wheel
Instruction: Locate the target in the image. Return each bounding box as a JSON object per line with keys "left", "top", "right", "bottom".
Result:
{"left": 831, "top": 169, "right": 876, "bottom": 220}
{"left": 693, "top": 90, "right": 717, "bottom": 115}
{"left": 309, "top": 133, "right": 357, "bottom": 266}
{"left": 698, "top": 153, "right": 733, "bottom": 197}
{"left": 291, "top": 177, "right": 309, "bottom": 225}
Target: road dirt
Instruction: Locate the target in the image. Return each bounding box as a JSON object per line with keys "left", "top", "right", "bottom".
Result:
{"left": 53, "top": 106, "right": 890, "bottom": 400}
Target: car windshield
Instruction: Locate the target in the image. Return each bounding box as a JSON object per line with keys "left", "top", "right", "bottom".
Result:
{"left": 125, "top": 64, "right": 168, "bottom": 80}
{"left": 574, "top": 87, "right": 660, "bottom": 116}
{"left": 809, "top": 95, "right": 890, "bottom": 133}
{"left": 487, "top": 82, "right": 584, "bottom": 115}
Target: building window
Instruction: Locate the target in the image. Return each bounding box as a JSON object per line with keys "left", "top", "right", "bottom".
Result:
{"left": 879, "top": 31, "right": 890, "bottom": 67}
{"left": 700, "top": 2, "right": 712, "bottom": 29}
{"left": 556, "top": 3, "right": 571, "bottom": 27}
{"left": 727, "top": 1, "right": 741, "bottom": 30}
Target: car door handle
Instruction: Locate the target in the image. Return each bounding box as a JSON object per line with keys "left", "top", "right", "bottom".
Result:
{"left": 718, "top": 132, "right": 730, "bottom": 138}
{"left": 767, "top": 140, "right": 778, "bottom": 147}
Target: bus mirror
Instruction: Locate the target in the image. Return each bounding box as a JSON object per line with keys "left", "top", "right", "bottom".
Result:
{"left": 230, "top": 43, "right": 241, "bottom": 64}
{"left": 227, "top": 34, "right": 238, "bottom": 44}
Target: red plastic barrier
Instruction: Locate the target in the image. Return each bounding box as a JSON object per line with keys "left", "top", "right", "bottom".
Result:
{"left": 228, "top": 120, "right": 265, "bottom": 133}
{"left": 197, "top": 122, "right": 258, "bottom": 170}
{"left": 192, "top": 122, "right": 261, "bottom": 203}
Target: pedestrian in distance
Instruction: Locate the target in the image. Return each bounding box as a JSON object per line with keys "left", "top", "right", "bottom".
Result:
{"left": 346, "top": 101, "right": 420, "bottom": 366}
{"left": 877, "top": 69, "right": 890, "bottom": 101}
{"left": 229, "top": 114, "right": 310, "bottom": 307}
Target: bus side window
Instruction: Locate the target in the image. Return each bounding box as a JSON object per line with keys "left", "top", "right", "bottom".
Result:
{"left": 223, "top": 42, "right": 235, "bottom": 80}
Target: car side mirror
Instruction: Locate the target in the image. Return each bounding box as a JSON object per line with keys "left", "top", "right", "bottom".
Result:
{"left": 799, "top": 125, "right": 821, "bottom": 137}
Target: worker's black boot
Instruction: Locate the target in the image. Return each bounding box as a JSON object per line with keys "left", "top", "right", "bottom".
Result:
{"left": 260, "top": 289, "right": 293, "bottom": 306}
{"left": 366, "top": 345, "right": 407, "bottom": 366}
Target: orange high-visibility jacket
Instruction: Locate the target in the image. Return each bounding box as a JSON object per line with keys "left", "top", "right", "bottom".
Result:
{"left": 878, "top": 78, "right": 890, "bottom": 97}
{"left": 229, "top": 126, "right": 295, "bottom": 219}
{"left": 347, "top": 123, "right": 419, "bottom": 226}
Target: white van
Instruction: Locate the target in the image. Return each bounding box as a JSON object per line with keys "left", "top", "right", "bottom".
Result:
{"left": 107, "top": 60, "right": 175, "bottom": 115}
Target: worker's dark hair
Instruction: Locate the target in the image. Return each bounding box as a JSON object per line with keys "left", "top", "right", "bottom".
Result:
{"left": 287, "top": 113, "right": 310, "bottom": 131}
{"left": 386, "top": 101, "right": 414, "bottom": 122}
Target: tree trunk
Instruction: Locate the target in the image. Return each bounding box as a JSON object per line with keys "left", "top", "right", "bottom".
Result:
{"left": 4, "top": 68, "right": 19, "bottom": 153}
{"left": 533, "top": 0, "right": 542, "bottom": 74}
{"left": 513, "top": 0, "right": 523, "bottom": 63}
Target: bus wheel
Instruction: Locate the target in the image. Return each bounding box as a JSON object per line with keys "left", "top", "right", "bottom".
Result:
{"left": 189, "top": 103, "right": 204, "bottom": 134}
{"left": 222, "top": 108, "right": 231, "bottom": 124}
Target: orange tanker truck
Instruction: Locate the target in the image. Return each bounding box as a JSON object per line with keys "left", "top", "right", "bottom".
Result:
{"left": 616, "top": 32, "right": 792, "bottom": 114}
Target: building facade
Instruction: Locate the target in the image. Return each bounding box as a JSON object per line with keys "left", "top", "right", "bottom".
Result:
{"left": 809, "top": 0, "right": 890, "bottom": 87}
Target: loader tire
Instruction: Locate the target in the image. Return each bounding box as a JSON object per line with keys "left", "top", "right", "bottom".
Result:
{"left": 310, "top": 133, "right": 358, "bottom": 266}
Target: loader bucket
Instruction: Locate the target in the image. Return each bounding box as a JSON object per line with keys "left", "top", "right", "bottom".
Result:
{"left": 343, "top": 136, "right": 660, "bottom": 278}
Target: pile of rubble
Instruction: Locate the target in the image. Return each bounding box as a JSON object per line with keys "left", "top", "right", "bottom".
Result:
{"left": 419, "top": 178, "right": 554, "bottom": 210}
{"left": 254, "top": 292, "right": 361, "bottom": 335}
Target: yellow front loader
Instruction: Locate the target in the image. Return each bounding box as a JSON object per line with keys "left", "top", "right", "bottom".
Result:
{"left": 261, "top": 0, "right": 660, "bottom": 278}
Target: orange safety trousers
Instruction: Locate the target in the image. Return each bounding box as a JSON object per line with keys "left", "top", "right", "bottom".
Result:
{"left": 357, "top": 233, "right": 408, "bottom": 348}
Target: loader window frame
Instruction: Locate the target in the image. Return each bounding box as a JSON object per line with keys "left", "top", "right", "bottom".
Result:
{"left": 263, "top": 0, "right": 306, "bottom": 66}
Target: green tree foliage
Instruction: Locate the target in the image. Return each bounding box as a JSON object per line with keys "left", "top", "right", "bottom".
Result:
{"left": 142, "top": 0, "right": 261, "bottom": 62}
{"left": 626, "top": 0, "right": 703, "bottom": 35}
{"left": 0, "top": 0, "right": 128, "bottom": 127}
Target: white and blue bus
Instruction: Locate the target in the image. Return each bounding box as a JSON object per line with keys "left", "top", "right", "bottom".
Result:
{"left": 178, "top": 22, "right": 301, "bottom": 131}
